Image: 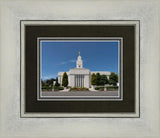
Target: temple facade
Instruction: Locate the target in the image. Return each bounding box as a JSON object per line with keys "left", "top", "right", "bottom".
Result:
{"left": 58, "top": 52, "right": 111, "bottom": 88}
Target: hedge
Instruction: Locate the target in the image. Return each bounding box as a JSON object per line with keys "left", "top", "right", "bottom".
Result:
{"left": 95, "top": 87, "right": 104, "bottom": 91}
{"left": 95, "top": 86, "right": 118, "bottom": 91}
{"left": 42, "top": 86, "right": 64, "bottom": 91}
{"left": 54, "top": 86, "right": 64, "bottom": 90}
{"left": 107, "top": 86, "right": 118, "bottom": 91}
{"left": 42, "top": 86, "right": 52, "bottom": 91}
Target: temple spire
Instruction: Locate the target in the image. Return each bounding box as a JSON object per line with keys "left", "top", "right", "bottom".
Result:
{"left": 76, "top": 51, "right": 83, "bottom": 68}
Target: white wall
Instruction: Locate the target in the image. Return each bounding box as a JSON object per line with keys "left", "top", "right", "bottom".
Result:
{"left": 84, "top": 75, "right": 90, "bottom": 88}
{"left": 68, "top": 75, "right": 75, "bottom": 87}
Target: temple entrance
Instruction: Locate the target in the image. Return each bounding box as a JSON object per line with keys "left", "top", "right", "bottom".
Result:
{"left": 74, "top": 75, "right": 84, "bottom": 88}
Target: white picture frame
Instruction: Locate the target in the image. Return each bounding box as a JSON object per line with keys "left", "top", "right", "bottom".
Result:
{"left": 0, "top": 0, "right": 160, "bottom": 138}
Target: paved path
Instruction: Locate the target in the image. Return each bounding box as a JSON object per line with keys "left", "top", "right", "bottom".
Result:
{"left": 42, "top": 91, "right": 118, "bottom": 96}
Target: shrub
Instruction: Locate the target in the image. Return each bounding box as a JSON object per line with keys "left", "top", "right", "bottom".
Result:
{"left": 81, "top": 87, "right": 89, "bottom": 90}
{"left": 42, "top": 85, "right": 52, "bottom": 91}
{"left": 95, "top": 86, "right": 118, "bottom": 91}
{"left": 70, "top": 87, "right": 89, "bottom": 91}
{"left": 107, "top": 86, "right": 118, "bottom": 91}
{"left": 54, "top": 86, "right": 64, "bottom": 90}
{"left": 95, "top": 87, "right": 104, "bottom": 91}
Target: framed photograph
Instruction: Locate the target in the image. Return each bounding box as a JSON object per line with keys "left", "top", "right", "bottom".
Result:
{"left": 1, "top": 0, "right": 160, "bottom": 138}
{"left": 21, "top": 20, "right": 139, "bottom": 117}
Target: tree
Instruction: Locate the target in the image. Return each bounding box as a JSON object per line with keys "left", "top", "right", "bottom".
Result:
{"left": 62, "top": 72, "right": 68, "bottom": 87}
{"left": 109, "top": 72, "right": 118, "bottom": 86}
{"left": 41, "top": 79, "right": 45, "bottom": 86}
{"left": 91, "top": 73, "right": 97, "bottom": 85}
{"left": 46, "top": 78, "right": 55, "bottom": 86}
{"left": 55, "top": 77, "right": 60, "bottom": 87}
{"left": 96, "top": 73, "right": 101, "bottom": 86}
{"left": 100, "top": 75, "right": 108, "bottom": 85}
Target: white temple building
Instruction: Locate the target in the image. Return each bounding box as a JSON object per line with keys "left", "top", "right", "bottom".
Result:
{"left": 58, "top": 52, "right": 111, "bottom": 88}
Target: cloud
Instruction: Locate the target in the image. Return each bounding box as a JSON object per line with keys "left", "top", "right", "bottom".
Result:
{"left": 42, "top": 76, "right": 52, "bottom": 80}
{"left": 70, "top": 59, "right": 76, "bottom": 63}
{"left": 42, "top": 74, "right": 57, "bottom": 80}
{"left": 60, "top": 61, "right": 67, "bottom": 65}
{"left": 59, "top": 59, "right": 76, "bottom": 65}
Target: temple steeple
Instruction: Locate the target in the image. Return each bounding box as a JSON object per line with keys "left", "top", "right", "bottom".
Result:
{"left": 76, "top": 52, "right": 83, "bottom": 68}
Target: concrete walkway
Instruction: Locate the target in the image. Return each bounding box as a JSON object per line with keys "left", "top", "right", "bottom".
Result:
{"left": 88, "top": 88, "right": 98, "bottom": 91}
{"left": 42, "top": 91, "right": 118, "bottom": 96}
{"left": 59, "top": 88, "right": 70, "bottom": 92}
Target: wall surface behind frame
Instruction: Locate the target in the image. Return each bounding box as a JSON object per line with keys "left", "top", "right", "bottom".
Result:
{"left": 0, "top": 0, "right": 160, "bottom": 138}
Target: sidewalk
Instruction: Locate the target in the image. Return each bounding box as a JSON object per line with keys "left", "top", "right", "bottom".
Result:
{"left": 88, "top": 88, "right": 98, "bottom": 91}
{"left": 60, "top": 88, "right": 70, "bottom": 92}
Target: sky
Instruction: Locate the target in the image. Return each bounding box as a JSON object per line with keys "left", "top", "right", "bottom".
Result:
{"left": 41, "top": 41, "right": 119, "bottom": 80}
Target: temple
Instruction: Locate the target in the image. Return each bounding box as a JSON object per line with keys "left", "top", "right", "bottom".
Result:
{"left": 58, "top": 52, "right": 111, "bottom": 88}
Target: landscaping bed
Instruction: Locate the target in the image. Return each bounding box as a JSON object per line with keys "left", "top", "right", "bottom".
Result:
{"left": 70, "top": 87, "right": 89, "bottom": 91}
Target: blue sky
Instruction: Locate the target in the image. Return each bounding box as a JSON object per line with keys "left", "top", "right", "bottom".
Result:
{"left": 41, "top": 41, "right": 119, "bottom": 80}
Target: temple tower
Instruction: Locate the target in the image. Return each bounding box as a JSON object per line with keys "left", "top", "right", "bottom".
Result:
{"left": 76, "top": 52, "right": 83, "bottom": 68}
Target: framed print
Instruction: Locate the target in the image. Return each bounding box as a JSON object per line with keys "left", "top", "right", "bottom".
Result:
{"left": 1, "top": 0, "right": 160, "bottom": 137}
{"left": 21, "top": 20, "right": 139, "bottom": 117}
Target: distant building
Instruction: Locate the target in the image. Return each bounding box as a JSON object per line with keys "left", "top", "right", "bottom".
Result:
{"left": 58, "top": 52, "right": 111, "bottom": 88}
